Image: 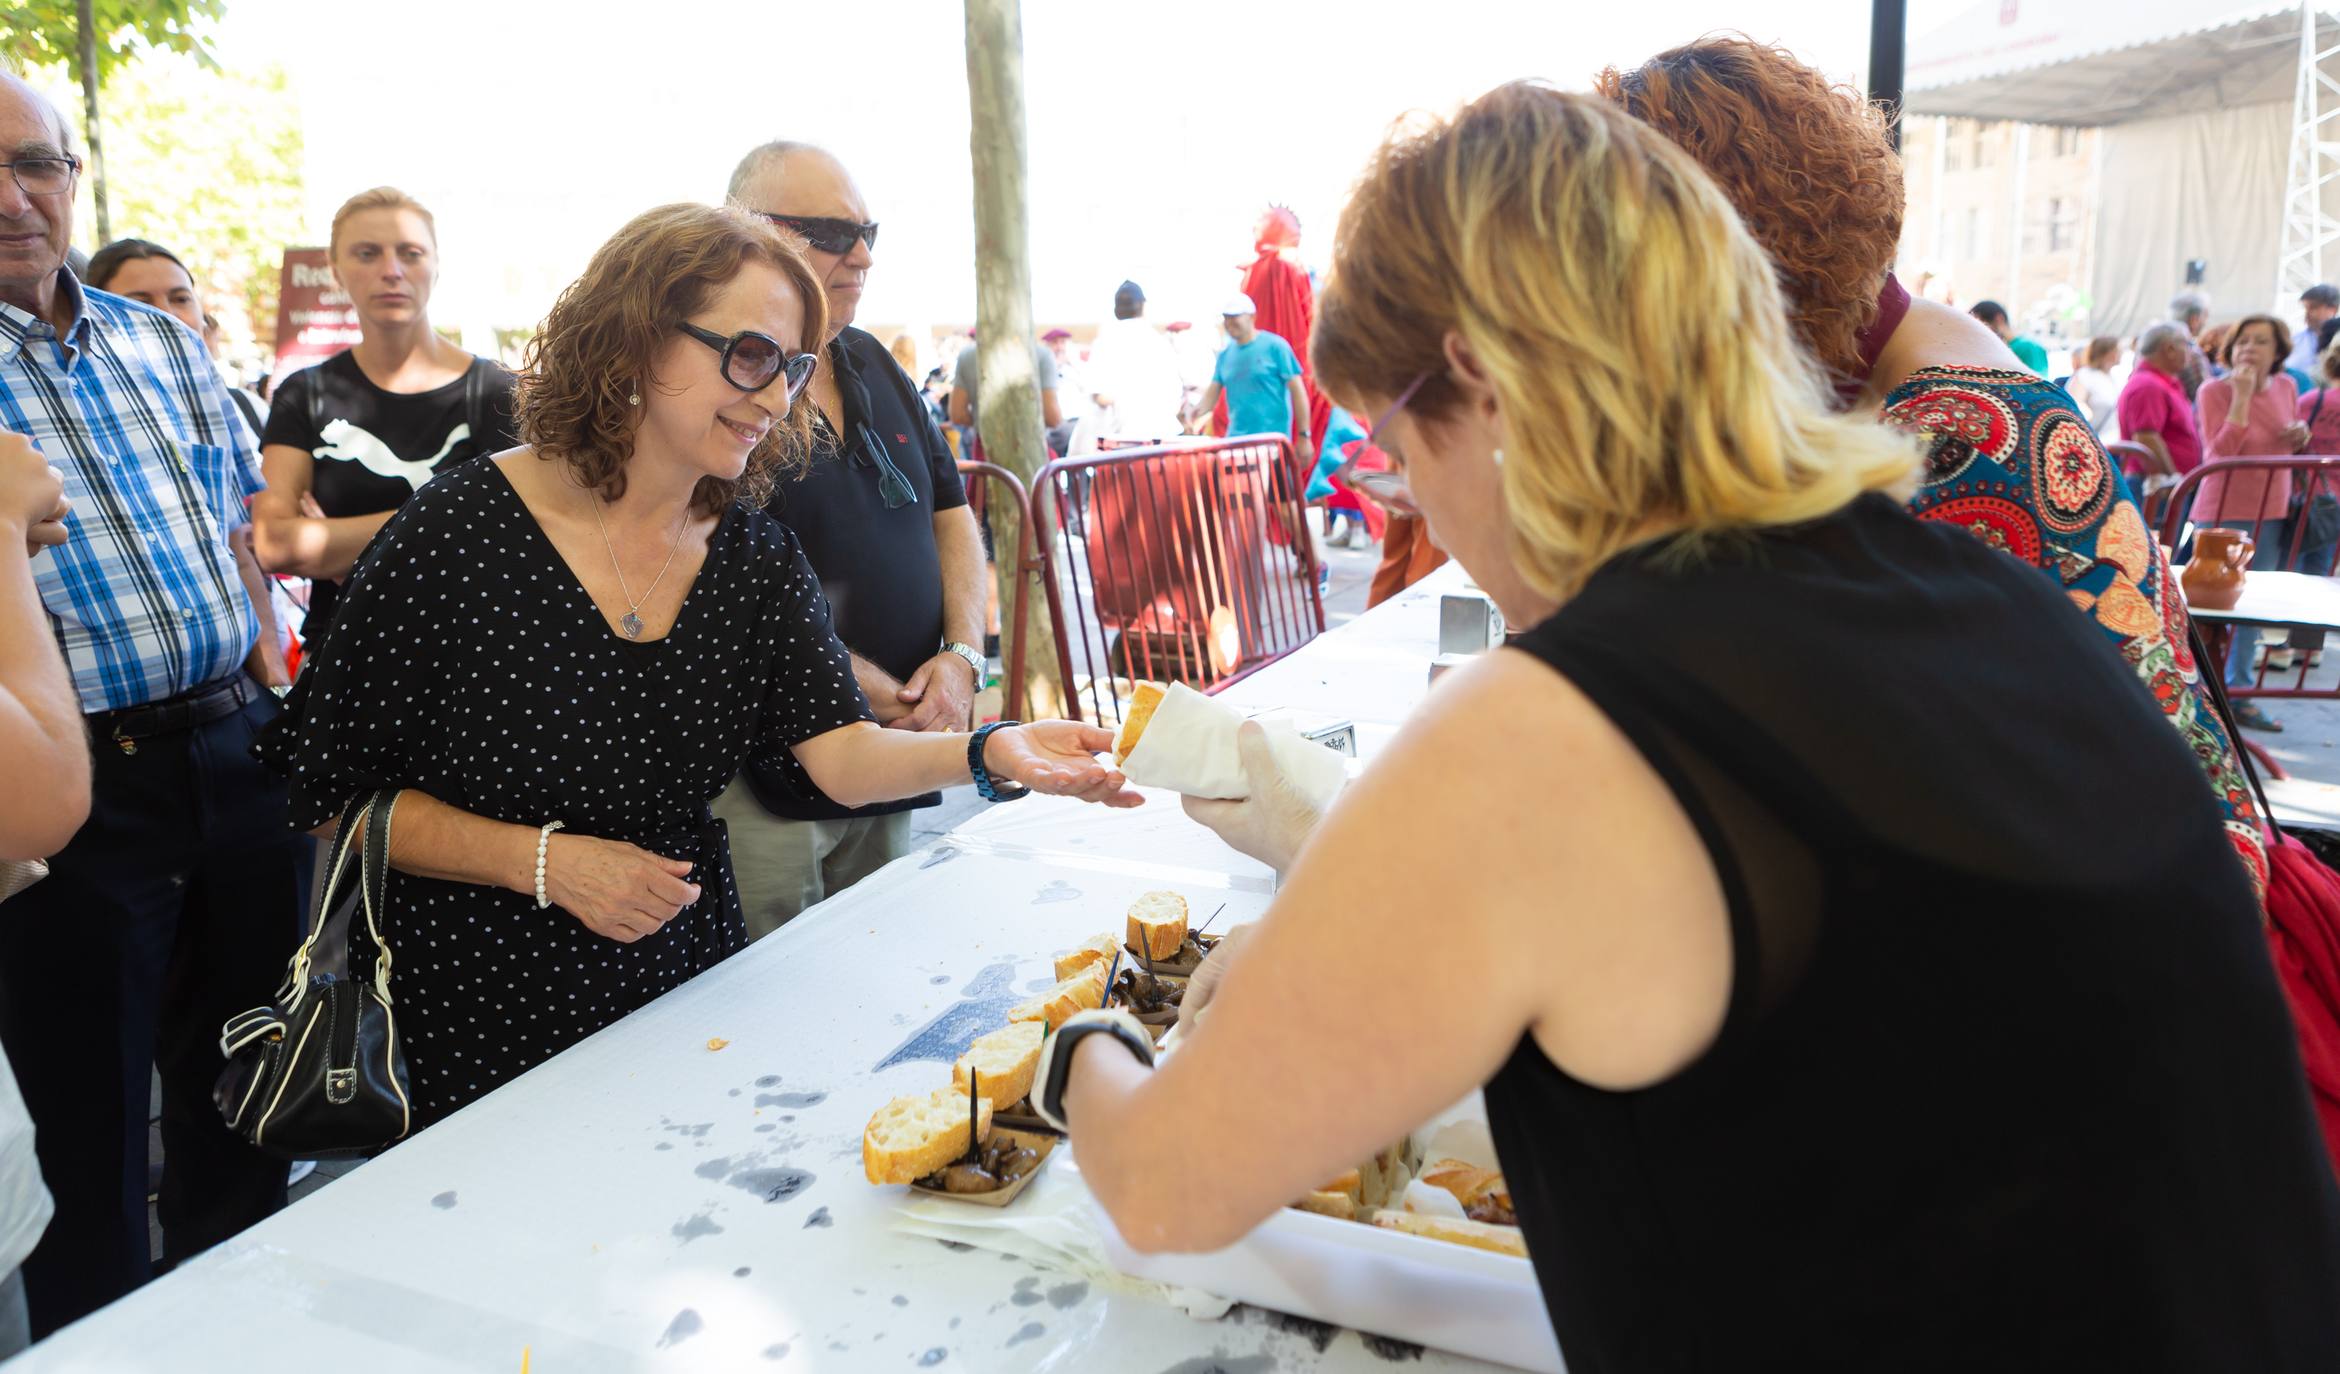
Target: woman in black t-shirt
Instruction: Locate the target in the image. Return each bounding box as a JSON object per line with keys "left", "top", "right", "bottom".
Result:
{"left": 1043, "top": 88, "right": 2340, "bottom": 1371}
{"left": 252, "top": 187, "right": 516, "bottom": 645}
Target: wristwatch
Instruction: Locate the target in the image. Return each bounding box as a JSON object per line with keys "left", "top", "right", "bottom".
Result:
{"left": 967, "top": 720, "right": 1029, "bottom": 802}
{"left": 942, "top": 640, "right": 986, "bottom": 680}
{"left": 1032, "top": 1008, "right": 1157, "bottom": 1133}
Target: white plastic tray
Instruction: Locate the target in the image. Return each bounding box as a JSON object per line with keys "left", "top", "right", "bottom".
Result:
{"left": 1088, "top": 1173, "right": 1564, "bottom": 1373}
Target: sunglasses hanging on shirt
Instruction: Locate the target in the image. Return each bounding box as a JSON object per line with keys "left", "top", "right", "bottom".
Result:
{"left": 854, "top": 422, "right": 919, "bottom": 510}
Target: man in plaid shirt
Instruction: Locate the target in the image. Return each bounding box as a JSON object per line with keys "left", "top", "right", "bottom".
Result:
{"left": 0, "top": 73, "right": 302, "bottom": 1335}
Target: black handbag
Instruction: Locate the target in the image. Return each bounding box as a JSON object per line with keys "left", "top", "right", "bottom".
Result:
{"left": 215, "top": 790, "right": 413, "bottom": 1158}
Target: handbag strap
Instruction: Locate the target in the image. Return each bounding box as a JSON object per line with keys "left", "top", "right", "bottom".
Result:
{"left": 282, "top": 791, "right": 372, "bottom": 996}
{"left": 358, "top": 789, "right": 400, "bottom": 1002}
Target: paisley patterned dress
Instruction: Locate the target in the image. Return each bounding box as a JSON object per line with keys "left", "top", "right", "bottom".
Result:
{"left": 1883, "top": 365, "right": 2269, "bottom": 899}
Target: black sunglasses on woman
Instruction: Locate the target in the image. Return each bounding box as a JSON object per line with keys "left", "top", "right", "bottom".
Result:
{"left": 676, "top": 322, "right": 818, "bottom": 407}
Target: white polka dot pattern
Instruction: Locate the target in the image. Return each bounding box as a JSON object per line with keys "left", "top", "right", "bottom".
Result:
{"left": 254, "top": 460, "right": 876, "bottom": 1126}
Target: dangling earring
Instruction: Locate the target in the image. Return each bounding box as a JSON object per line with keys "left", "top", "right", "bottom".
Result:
{"left": 1491, "top": 447, "right": 1505, "bottom": 468}
{"left": 628, "top": 386, "right": 641, "bottom": 407}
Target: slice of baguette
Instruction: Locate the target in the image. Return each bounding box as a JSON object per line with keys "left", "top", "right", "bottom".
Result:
{"left": 1370, "top": 1209, "right": 1528, "bottom": 1258}
{"left": 952, "top": 1021, "right": 1044, "bottom": 1108}
{"left": 1053, "top": 933, "right": 1119, "bottom": 983}
{"left": 1125, "top": 891, "right": 1190, "bottom": 961}
{"left": 1318, "top": 1168, "right": 1363, "bottom": 1206}
{"left": 1292, "top": 1189, "right": 1357, "bottom": 1222}
{"left": 863, "top": 1087, "right": 994, "bottom": 1185}
{"left": 1113, "top": 682, "right": 1168, "bottom": 765}
{"left": 1419, "top": 1157, "right": 1508, "bottom": 1210}
{"left": 1006, "top": 960, "right": 1110, "bottom": 1025}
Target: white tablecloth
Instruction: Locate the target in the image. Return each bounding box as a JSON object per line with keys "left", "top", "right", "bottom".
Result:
{"left": 16, "top": 566, "right": 1511, "bottom": 1372}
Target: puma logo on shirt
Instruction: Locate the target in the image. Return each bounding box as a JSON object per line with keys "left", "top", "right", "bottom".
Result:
{"left": 314, "top": 418, "right": 470, "bottom": 492}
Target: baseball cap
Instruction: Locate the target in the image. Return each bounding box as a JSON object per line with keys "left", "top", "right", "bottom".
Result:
{"left": 1042, "top": 327, "right": 1072, "bottom": 341}
{"left": 1221, "top": 292, "right": 1258, "bottom": 317}
{"left": 2305, "top": 284, "right": 2340, "bottom": 308}
{"left": 1115, "top": 280, "right": 1145, "bottom": 303}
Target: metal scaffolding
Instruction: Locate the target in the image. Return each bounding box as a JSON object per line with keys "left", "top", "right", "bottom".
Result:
{"left": 2278, "top": 2, "right": 2340, "bottom": 304}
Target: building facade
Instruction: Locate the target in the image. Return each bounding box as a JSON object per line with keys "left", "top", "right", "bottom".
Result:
{"left": 1899, "top": 114, "right": 2101, "bottom": 346}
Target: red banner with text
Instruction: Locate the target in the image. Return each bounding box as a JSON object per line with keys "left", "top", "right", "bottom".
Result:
{"left": 271, "top": 247, "right": 359, "bottom": 386}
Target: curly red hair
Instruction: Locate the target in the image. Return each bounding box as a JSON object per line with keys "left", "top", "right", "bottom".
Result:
{"left": 516, "top": 203, "right": 826, "bottom": 516}
{"left": 1597, "top": 36, "right": 1904, "bottom": 398}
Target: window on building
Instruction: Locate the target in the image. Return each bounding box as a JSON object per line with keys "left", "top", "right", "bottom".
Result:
{"left": 2047, "top": 198, "right": 2068, "bottom": 252}
{"left": 2052, "top": 125, "right": 2081, "bottom": 158}
{"left": 1967, "top": 207, "right": 1985, "bottom": 259}
{"left": 1971, "top": 124, "right": 1988, "bottom": 168}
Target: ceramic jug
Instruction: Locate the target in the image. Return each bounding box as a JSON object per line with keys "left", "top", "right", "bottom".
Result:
{"left": 2181, "top": 528, "right": 2253, "bottom": 612}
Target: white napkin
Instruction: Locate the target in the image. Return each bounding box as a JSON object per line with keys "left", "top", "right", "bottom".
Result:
{"left": 1119, "top": 683, "right": 1348, "bottom": 809}
{"left": 891, "top": 1160, "right": 1235, "bottom": 1320}
{"left": 1399, "top": 1178, "right": 1468, "bottom": 1219}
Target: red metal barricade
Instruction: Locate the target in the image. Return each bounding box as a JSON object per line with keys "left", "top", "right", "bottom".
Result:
{"left": 956, "top": 459, "right": 1037, "bottom": 722}
{"left": 2106, "top": 440, "right": 2177, "bottom": 529}
{"left": 2157, "top": 457, "right": 2340, "bottom": 730}
{"left": 2156, "top": 456, "right": 2340, "bottom": 574}
{"left": 1029, "top": 437, "right": 1326, "bottom": 727}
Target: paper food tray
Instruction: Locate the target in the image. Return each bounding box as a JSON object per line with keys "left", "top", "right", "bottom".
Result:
{"left": 1081, "top": 1162, "right": 1563, "bottom": 1373}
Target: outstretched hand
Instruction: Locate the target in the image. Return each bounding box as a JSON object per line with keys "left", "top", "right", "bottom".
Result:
{"left": 985, "top": 721, "right": 1144, "bottom": 807}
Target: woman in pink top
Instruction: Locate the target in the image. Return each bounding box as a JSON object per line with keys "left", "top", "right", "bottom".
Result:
{"left": 2194, "top": 314, "right": 2311, "bottom": 725}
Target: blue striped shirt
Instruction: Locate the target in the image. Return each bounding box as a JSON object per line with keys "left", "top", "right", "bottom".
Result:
{"left": 2, "top": 271, "right": 264, "bottom": 712}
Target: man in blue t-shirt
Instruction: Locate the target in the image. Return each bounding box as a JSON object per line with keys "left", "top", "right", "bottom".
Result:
{"left": 1185, "top": 293, "right": 1315, "bottom": 469}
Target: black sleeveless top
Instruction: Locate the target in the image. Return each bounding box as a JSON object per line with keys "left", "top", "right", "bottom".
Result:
{"left": 1486, "top": 494, "right": 2340, "bottom": 1372}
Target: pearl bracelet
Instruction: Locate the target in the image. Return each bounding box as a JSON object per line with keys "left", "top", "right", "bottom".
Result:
{"left": 535, "top": 820, "right": 566, "bottom": 909}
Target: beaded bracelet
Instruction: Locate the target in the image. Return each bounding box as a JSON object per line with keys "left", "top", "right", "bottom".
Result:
{"left": 535, "top": 820, "right": 566, "bottom": 909}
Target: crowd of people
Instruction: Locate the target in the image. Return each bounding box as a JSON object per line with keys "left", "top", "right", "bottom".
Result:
{"left": 4, "top": 30, "right": 2340, "bottom": 1371}
{"left": 1933, "top": 275, "right": 2340, "bottom": 739}
{"left": 0, "top": 94, "right": 1135, "bottom": 1346}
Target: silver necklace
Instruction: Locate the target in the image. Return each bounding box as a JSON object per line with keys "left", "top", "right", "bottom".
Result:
{"left": 589, "top": 494, "right": 690, "bottom": 639}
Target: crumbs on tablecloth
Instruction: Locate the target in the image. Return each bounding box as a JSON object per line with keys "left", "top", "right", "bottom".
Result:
{"left": 707, "top": 1037, "right": 731, "bottom": 1051}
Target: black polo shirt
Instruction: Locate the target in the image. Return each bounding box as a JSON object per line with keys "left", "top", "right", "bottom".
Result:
{"left": 744, "top": 325, "right": 968, "bottom": 821}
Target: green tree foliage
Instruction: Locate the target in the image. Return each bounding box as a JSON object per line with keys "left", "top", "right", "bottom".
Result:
{"left": 22, "top": 52, "right": 304, "bottom": 369}
{"left": 89, "top": 55, "right": 305, "bottom": 359}
{"left": 0, "top": 0, "right": 223, "bottom": 82}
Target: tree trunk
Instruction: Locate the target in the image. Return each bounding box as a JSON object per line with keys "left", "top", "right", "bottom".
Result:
{"left": 962, "top": 0, "right": 1064, "bottom": 718}
{"left": 76, "top": 0, "right": 108, "bottom": 243}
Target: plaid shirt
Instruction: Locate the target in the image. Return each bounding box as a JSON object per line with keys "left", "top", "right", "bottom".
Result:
{"left": 1, "top": 270, "right": 263, "bottom": 712}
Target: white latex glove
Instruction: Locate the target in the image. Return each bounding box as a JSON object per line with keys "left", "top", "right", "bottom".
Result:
{"left": 1180, "top": 719, "right": 1326, "bottom": 875}
{"left": 1176, "top": 922, "right": 1253, "bottom": 1029}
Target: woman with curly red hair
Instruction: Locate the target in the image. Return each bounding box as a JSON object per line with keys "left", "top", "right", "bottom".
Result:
{"left": 257, "top": 204, "right": 1137, "bottom": 1126}
{"left": 1600, "top": 36, "right": 2269, "bottom": 898}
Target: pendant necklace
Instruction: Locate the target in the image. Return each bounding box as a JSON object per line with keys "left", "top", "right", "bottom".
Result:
{"left": 589, "top": 493, "right": 689, "bottom": 639}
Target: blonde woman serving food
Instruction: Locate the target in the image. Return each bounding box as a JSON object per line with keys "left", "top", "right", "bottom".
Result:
{"left": 1036, "top": 87, "right": 2340, "bottom": 1370}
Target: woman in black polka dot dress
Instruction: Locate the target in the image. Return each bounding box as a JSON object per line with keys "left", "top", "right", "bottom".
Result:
{"left": 257, "top": 205, "right": 1138, "bottom": 1129}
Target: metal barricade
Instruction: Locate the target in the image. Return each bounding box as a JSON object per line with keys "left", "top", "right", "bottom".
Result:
{"left": 956, "top": 459, "right": 1037, "bottom": 722}
{"left": 2156, "top": 455, "right": 2340, "bottom": 576}
{"left": 1029, "top": 437, "right": 1327, "bottom": 727}
{"left": 2157, "top": 455, "right": 2340, "bottom": 709}
{"left": 2106, "top": 440, "right": 2178, "bottom": 529}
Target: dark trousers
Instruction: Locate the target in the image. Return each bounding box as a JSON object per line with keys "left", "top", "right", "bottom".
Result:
{"left": 0, "top": 688, "right": 304, "bottom": 1336}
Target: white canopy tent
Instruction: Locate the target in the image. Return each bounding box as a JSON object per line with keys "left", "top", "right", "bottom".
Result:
{"left": 1905, "top": 0, "right": 2337, "bottom": 335}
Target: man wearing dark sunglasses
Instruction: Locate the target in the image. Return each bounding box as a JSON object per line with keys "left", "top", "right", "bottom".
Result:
{"left": 715, "top": 140, "right": 990, "bottom": 939}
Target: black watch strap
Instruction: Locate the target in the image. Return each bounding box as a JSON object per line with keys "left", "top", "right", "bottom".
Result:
{"left": 1034, "top": 1016, "right": 1156, "bottom": 1133}
{"left": 968, "top": 720, "right": 1029, "bottom": 802}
